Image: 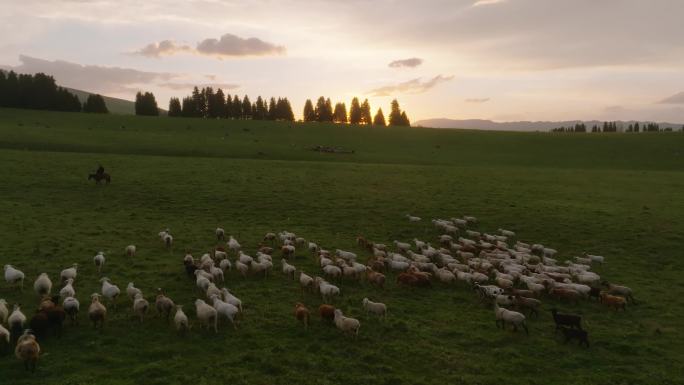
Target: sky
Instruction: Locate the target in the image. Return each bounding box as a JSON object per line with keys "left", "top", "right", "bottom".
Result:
{"left": 1, "top": 0, "right": 684, "bottom": 123}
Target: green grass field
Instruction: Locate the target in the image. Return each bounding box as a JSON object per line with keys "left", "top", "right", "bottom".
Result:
{"left": 0, "top": 108, "right": 683, "bottom": 385}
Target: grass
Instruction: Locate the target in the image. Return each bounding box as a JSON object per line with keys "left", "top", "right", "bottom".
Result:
{"left": 0, "top": 108, "right": 683, "bottom": 385}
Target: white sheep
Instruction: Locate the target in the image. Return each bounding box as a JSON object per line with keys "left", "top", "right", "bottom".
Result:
{"left": 8, "top": 304, "right": 26, "bottom": 332}
{"left": 100, "top": 277, "right": 120, "bottom": 306}
{"left": 60, "top": 264, "right": 78, "bottom": 282}
{"left": 0, "top": 299, "right": 7, "bottom": 324}
{"left": 335, "top": 249, "right": 357, "bottom": 262}
{"left": 435, "top": 268, "right": 456, "bottom": 283}
{"left": 59, "top": 278, "right": 76, "bottom": 299}
{"left": 0, "top": 323, "right": 9, "bottom": 346}
{"left": 210, "top": 266, "right": 224, "bottom": 283}
{"left": 235, "top": 260, "right": 249, "bottom": 277}
{"left": 315, "top": 277, "right": 340, "bottom": 302}
{"left": 494, "top": 303, "right": 528, "bottom": 334}
{"left": 584, "top": 252, "right": 605, "bottom": 264}
{"left": 463, "top": 215, "right": 478, "bottom": 224}
{"left": 238, "top": 251, "right": 253, "bottom": 265}
{"left": 406, "top": 214, "right": 422, "bottom": 222}
{"left": 308, "top": 242, "right": 319, "bottom": 254}
{"left": 195, "top": 271, "right": 211, "bottom": 292}
{"left": 498, "top": 228, "right": 515, "bottom": 237}
{"left": 125, "top": 245, "right": 136, "bottom": 257}
{"left": 126, "top": 282, "right": 142, "bottom": 301}
{"left": 389, "top": 260, "right": 410, "bottom": 272}
{"left": 333, "top": 309, "right": 360, "bottom": 337}
{"left": 4, "top": 265, "right": 25, "bottom": 290}
{"left": 393, "top": 240, "right": 411, "bottom": 252}
{"left": 210, "top": 294, "right": 239, "bottom": 330}
{"left": 194, "top": 299, "right": 218, "bottom": 333}
{"left": 323, "top": 264, "right": 342, "bottom": 279}
{"left": 227, "top": 236, "right": 241, "bottom": 254}
{"left": 88, "top": 293, "right": 107, "bottom": 329}
{"left": 414, "top": 239, "right": 427, "bottom": 250}
{"left": 33, "top": 273, "right": 52, "bottom": 296}
{"left": 205, "top": 283, "right": 221, "bottom": 300}
{"left": 216, "top": 227, "right": 225, "bottom": 241}
{"left": 362, "top": 298, "right": 387, "bottom": 319}
{"left": 220, "top": 288, "right": 243, "bottom": 312}
{"left": 174, "top": 305, "right": 189, "bottom": 334}
{"left": 299, "top": 272, "right": 314, "bottom": 292}
{"left": 219, "top": 258, "right": 232, "bottom": 272}
{"left": 133, "top": 293, "right": 149, "bottom": 322}
{"left": 93, "top": 252, "right": 105, "bottom": 273}
{"left": 62, "top": 297, "right": 80, "bottom": 324}
{"left": 281, "top": 259, "right": 296, "bottom": 279}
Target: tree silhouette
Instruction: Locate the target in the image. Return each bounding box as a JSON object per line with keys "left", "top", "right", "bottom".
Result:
{"left": 209, "top": 88, "right": 226, "bottom": 118}
{"left": 241, "top": 95, "right": 251, "bottom": 119}
{"left": 0, "top": 71, "right": 80, "bottom": 112}
{"left": 333, "top": 102, "right": 348, "bottom": 123}
{"left": 360, "top": 99, "right": 372, "bottom": 124}
{"left": 303, "top": 99, "right": 315, "bottom": 122}
{"left": 349, "top": 97, "right": 361, "bottom": 124}
{"left": 168, "top": 97, "right": 182, "bottom": 117}
{"left": 231, "top": 95, "right": 241, "bottom": 119}
{"left": 373, "top": 108, "right": 386, "bottom": 126}
{"left": 388, "top": 99, "right": 405, "bottom": 126}
{"left": 268, "top": 97, "right": 277, "bottom": 120}
{"left": 83, "top": 94, "right": 108, "bottom": 113}
{"left": 135, "top": 91, "right": 159, "bottom": 116}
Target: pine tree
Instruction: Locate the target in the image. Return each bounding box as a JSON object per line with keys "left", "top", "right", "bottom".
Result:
{"left": 268, "top": 97, "right": 277, "bottom": 120}
{"left": 254, "top": 96, "right": 268, "bottom": 120}
{"left": 314, "top": 97, "right": 333, "bottom": 121}
{"left": 388, "top": 99, "right": 403, "bottom": 126}
{"left": 634, "top": 122, "right": 640, "bottom": 133}
{"left": 349, "top": 97, "right": 361, "bottom": 124}
{"left": 83, "top": 94, "right": 108, "bottom": 113}
{"left": 360, "top": 99, "right": 372, "bottom": 124}
{"left": 241, "top": 95, "right": 251, "bottom": 119}
{"left": 212, "top": 88, "right": 226, "bottom": 118}
{"left": 279, "top": 97, "right": 295, "bottom": 121}
{"left": 181, "top": 97, "right": 196, "bottom": 117}
{"left": 135, "top": 91, "right": 159, "bottom": 116}
{"left": 303, "top": 99, "right": 315, "bottom": 122}
{"left": 168, "top": 97, "right": 182, "bottom": 117}
{"left": 373, "top": 108, "right": 386, "bottom": 126}
{"left": 400, "top": 111, "right": 410, "bottom": 126}
{"left": 232, "top": 95, "right": 241, "bottom": 119}
{"left": 333, "top": 102, "right": 348, "bottom": 123}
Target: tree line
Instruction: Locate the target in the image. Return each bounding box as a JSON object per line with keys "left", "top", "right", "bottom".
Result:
{"left": 163, "top": 86, "right": 295, "bottom": 121}
{"left": 303, "top": 97, "right": 410, "bottom": 126}
{"left": 551, "top": 121, "right": 684, "bottom": 133}
{"left": 0, "top": 71, "right": 109, "bottom": 113}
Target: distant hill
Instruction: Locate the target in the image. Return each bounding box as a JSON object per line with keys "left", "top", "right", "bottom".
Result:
{"left": 64, "top": 88, "right": 136, "bottom": 115}
{"left": 414, "top": 118, "right": 684, "bottom": 132}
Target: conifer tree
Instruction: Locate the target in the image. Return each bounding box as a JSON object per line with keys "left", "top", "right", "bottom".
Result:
{"left": 349, "top": 97, "right": 361, "bottom": 124}
{"left": 303, "top": 99, "right": 315, "bottom": 122}
{"left": 373, "top": 108, "right": 386, "bottom": 126}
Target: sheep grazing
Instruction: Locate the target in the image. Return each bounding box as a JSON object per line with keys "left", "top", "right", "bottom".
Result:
{"left": 15, "top": 331, "right": 40, "bottom": 372}
{"left": 93, "top": 252, "right": 106, "bottom": 273}
{"left": 323, "top": 264, "right": 342, "bottom": 280}
{"left": 599, "top": 292, "right": 627, "bottom": 311}
{"left": 227, "top": 236, "right": 241, "bottom": 254}
{"left": 126, "top": 282, "right": 142, "bottom": 301}
{"left": 219, "top": 258, "right": 232, "bottom": 272}
{"left": 220, "top": 288, "right": 243, "bottom": 312}
{"left": 263, "top": 232, "right": 276, "bottom": 243}
{"left": 550, "top": 308, "right": 582, "bottom": 330}
{"left": 174, "top": 305, "right": 189, "bottom": 335}
{"left": 59, "top": 278, "right": 76, "bottom": 299}
{"left": 155, "top": 289, "right": 175, "bottom": 321}
{"left": 559, "top": 326, "right": 590, "bottom": 348}
{"left": 333, "top": 309, "right": 360, "bottom": 337}
{"left": 216, "top": 227, "right": 225, "bottom": 241}
{"left": 366, "top": 268, "right": 386, "bottom": 289}
{"left": 235, "top": 261, "right": 249, "bottom": 278}
{"left": 88, "top": 293, "right": 107, "bottom": 329}
{"left": 60, "top": 264, "right": 78, "bottom": 283}
{"left": 583, "top": 252, "right": 604, "bottom": 264}
{"left": 494, "top": 303, "right": 528, "bottom": 335}
{"left": 281, "top": 245, "right": 296, "bottom": 259}
{"left": 100, "top": 278, "right": 120, "bottom": 307}
{"left": 132, "top": 293, "right": 149, "bottom": 322}
{"left": 406, "top": 214, "right": 422, "bottom": 222}
{"left": 393, "top": 240, "right": 411, "bottom": 253}
{"left": 281, "top": 259, "right": 296, "bottom": 279}
{"left": 125, "top": 245, "right": 136, "bottom": 257}
{"left": 315, "top": 277, "right": 340, "bottom": 302}
{"left": 498, "top": 228, "right": 515, "bottom": 237}
{"left": 8, "top": 305, "right": 27, "bottom": 341}
{"left": 0, "top": 299, "right": 7, "bottom": 324}
{"left": 62, "top": 297, "right": 80, "bottom": 325}
{"left": 294, "top": 303, "right": 310, "bottom": 329}
{"left": 463, "top": 215, "right": 477, "bottom": 224}
{"left": 195, "top": 299, "right": 218, "bottom": 333}
{"left": 319, "top": 304, "right": 336, "bottom": 322}
{"left": 210, "top": 295, "right": 239, "bottom": 329}
{"left": 299, "top": 272, "right": 314, "bottom": 292}
{"left": 4, "top": 265, "right": 25, "bottom": 290}
{"left": 362, "top": 298, "right": 387, "bottom": 320}
{"left": 206, "top": 283, "right": 221, "bottom": 300}
{"left": 33, "top": 273, "right": 52, "bottom": 297}
{"left": 308, "top": 242, "right": 319, "bottom": 254}
{"left": 602, "top": 282, "right": 635, "bottom": 303}
{"left": 513, "top": 295, "right": 541, "bottom": 317}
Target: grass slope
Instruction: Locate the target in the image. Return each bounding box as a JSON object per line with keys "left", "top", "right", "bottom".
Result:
{"left": 64, "top": 88, "right": 138, "bottom": 115}
{"left": 0, "top": 108, "right": 683, "bottom": 385}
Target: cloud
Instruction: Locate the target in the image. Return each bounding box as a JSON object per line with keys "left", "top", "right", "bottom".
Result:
{"left": 368, "top": 75, "right": 454, "bottom": 97}
{"left": 388, "top": 57, "right": 423, "bottom": 68}
{"left": 196, "top": 33, "right": 285, "bottom": 57}
{"left": 132, "top": 40, "right": 192, "bottom": 58}
{"left": 472, "top": 0, "right": 507, "bottom": 7}
{"left": 158, "top": 82, "right": 240, "bottom": 91}
{"left": 465, "top": 98, "right": 490, "bottom": 103}
{"left": 3, "top": 55, "right": 177, "bottom": 94}
{"left": 132, "top": 33, "right": 285, "bottom": 59}
{"left": 658, "top": 92, "right": 684, "bottom": 104}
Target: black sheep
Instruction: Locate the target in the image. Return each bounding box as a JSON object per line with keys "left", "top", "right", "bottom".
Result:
{"left": 550, "top": 308, "right": 582, "bottom": 330}
{"left": 559, "top": 326, "right": 590, "bottom": 348}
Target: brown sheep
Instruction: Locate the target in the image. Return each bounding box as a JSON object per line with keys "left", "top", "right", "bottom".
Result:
{"left": 155, "top": 289, "right": 175, "bottom": 321}
{"left": 88, "top": 294, "right": 107, "bottom": 329}
{"left": 366, "top": 268, "right": 386, "bottom": 289}
{"left": 318, "top": 304, "right": 335, "bottom": 323}
{"left": 15, "top": 331, "right": 40, "bottom": 372}
{"left": 549, "top": 288, "right": 580, "bottom": 304}
{"left": 599, "top": 292, "right": 626, "bottom": 311}
{"left": 294, "top": 303, "right": 310, "bottom": 329}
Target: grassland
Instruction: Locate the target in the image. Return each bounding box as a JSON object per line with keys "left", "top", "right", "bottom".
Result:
{"left": 0, "top": 108, "right": 683, "bottom": 385}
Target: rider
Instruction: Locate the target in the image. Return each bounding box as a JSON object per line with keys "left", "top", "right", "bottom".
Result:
{"left": 96, "top": 164, "right": 105, "bottom": 176}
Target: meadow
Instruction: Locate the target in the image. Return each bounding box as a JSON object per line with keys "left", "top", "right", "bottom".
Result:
{"left": 0, "top": 108, "right": 683, "bottom": 385}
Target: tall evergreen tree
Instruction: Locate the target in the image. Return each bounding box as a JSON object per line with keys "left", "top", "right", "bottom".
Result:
{"left": 241, "top": 95, "right": 251, "bottom": 119}
{"left": 213, "top": 88, "right": 226, "bottom": 118}
{"left": 388, "top": 99, "right": 403, "bottom": 126}
{"left": 314, "top": 96, "right": 333, "bottom": 121}
{"left": 268, "top": 97, "right": 277, "bottom": 120}
{"left": 135, "top": 91, "right": 159, "bottom": 116}
{"left": 634, "top": 122, "right": 640, "bottom": 133}
{"left": 399, "top": 111, "right": 410, "bottom": 126}
{"left": 231, "top": 95, "right": 242, "bottom": 119}
{"left": 303, "top": 99, "right": 315, "bottom": 122}
{"left": 168, "top": 97, "right": 182, "bottom": 117}
{"left": 254, "top": 96, "right": 267, "bottom": 120}
{"left": 83, "top": 94, "right": 108, "bottom": 113}
{"left": 181, "top": 96, "right": 196, "bottom": 117}
{"left": 333, "top": 102, "right": 348, "bottom": 123}
{"left": 349, "top": 97, "right": 362, "bottom": 124}
{"left": 373, "top": 108, "right": 386, "bottom": 126}
{"left": 360, "top": 99, "right": 372, "bottom": 124}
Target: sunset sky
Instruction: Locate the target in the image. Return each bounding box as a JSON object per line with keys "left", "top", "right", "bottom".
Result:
{"left": 2, "top": 0, "right": 684, "bottom": 122}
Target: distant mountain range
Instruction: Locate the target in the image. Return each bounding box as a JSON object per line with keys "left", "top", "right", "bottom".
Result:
{"left": 414, "top": 118, "right": 684, "bottom": 132}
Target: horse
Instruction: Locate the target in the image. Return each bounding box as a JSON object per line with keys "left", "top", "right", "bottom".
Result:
{"left": 88, "top": 172, "right": 111, "bottom": 184}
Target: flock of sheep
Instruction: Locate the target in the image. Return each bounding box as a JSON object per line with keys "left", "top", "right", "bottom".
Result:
{"left": 1, "top": 215, "right": 637, "bottom": 371}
